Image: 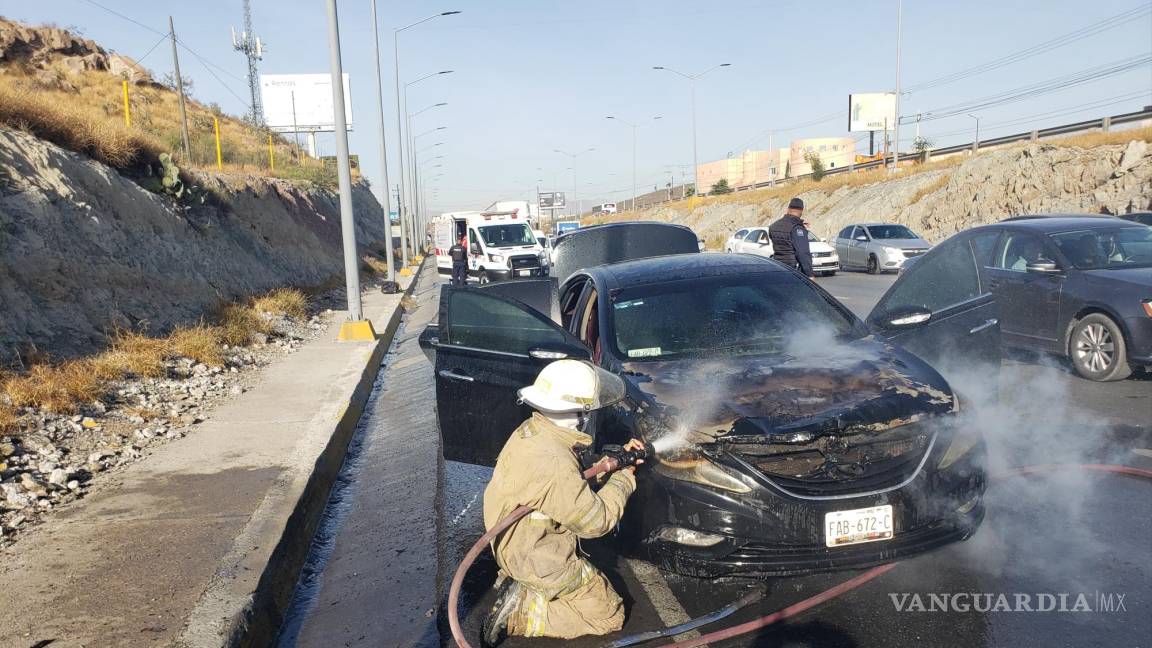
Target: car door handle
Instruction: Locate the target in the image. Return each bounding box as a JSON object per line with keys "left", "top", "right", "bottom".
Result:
{"left": 438, "top": 369, "right": 474, "bottom": 382}
{"left": 969, "top": 318, "right": 998, "bottom": 334}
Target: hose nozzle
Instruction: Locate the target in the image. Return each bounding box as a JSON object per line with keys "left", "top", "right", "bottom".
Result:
{"left": 600, "top": 442, "right": 653, "bottom": 473}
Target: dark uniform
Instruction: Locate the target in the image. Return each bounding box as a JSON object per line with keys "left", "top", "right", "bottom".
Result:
{"left": 768, "top": 214, "right": 814, "bottom": 277}
{"left": 448, "top": 241, "right": 468, "bottom": 286}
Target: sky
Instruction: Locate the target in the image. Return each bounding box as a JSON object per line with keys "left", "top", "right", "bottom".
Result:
{"left": 8, "top": 0, "right": 1152, "bottom": 215}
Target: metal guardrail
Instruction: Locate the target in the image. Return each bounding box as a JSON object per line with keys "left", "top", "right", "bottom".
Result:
{"left": 661, "top": 108, "right": 1152, "bottom": 198}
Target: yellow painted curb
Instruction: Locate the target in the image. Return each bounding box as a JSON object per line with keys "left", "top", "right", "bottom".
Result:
{"left": 399, "top": 267, "right": 413, "bottom": 276}
{"left": 412, "top": 255, "right": 424, "bottom": 263}
{"left": 337, "top": 319, "right": 377, "bottom": 341}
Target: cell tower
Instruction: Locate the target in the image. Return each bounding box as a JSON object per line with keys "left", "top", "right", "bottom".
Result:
{"left": 231, "top": 0, "right": 264, "bottom": 126}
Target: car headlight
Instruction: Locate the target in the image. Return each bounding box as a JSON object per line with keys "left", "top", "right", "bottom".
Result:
{"left": 883, "top": 246, "right": 903, "bottom": 258}
{"left": 653, "top": 449, "right": 751, "bottom": 493}
{"left": 488, "top": 253, "right": 505, "bottom": 263}
{"left": 937, "top": 415, "right": 982, "bottom": 470}
{"left": 654, "top": 526, "right": 726, "bottom": 547}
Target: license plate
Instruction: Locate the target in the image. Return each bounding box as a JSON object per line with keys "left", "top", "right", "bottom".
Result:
{"left": 517, "top": 270, "right": 530, "bottom": 276}
{"left": 825, "top": 505, "right": 894, "bottom": 547}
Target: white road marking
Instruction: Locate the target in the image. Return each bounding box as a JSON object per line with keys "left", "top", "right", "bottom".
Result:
{"left": 624, "top": 558, "right": 704, "bottom": 645}
{"left": 1131, "top": 448, "right": 1152, "bottom": 459}
{"left": 450, "top": 491, "right": 481, "bottom": 527}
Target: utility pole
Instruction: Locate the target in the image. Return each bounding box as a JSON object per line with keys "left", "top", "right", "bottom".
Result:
{"left": 324, "top": 0, "right": 367, "bottom": 333}
{"left": 892, "top": 0, "right": 903, "bottom": 170}
{"left": 653, "top": 63, "right": 731, "bottom": 196}
{"left": 369, "top": 0, "right": 396, "bottom": 283}
{"left": 169, "top": 16, "right": 191, "bottom": 161}
{"left": 231, "top": 0, "right": 264, "bottom": 126}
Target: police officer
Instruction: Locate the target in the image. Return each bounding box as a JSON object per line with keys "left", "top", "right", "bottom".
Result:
{"left": 448, "top": 234, "right": 468, "bottom": 286}
{"left": 768, "top": 197, "right": 814, "bottom": 277}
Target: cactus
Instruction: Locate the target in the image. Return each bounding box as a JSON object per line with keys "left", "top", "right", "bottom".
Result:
{"left": 158, "top": 153, "right": 185, "bottom": 199}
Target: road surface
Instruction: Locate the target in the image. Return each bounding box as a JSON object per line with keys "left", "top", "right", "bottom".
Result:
{"left": 280, "top": 269, "right": 1151, "bottom": 648}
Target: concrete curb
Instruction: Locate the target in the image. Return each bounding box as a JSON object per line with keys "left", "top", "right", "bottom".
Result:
{"left": 206, "top": 262, "right": 425, "bottom": 648}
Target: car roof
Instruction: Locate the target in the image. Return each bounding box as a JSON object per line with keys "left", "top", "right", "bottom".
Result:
{"left": 589, "top": 252, "right": 785, "bottom": 289}
{"left": 978, "top": 214, "right": 1138, "bottom": 233}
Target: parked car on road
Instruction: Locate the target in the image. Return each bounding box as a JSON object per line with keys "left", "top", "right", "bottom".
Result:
{"left": 834, "top": 223, "right": 932, "bottom": 274}
{"left": 1120, "top": 211, "right": 1152, "bottom": 227}
{"left": 725, "top": 226, "right": 840, "bottom": 276}
{"left": 958, "top": 216, "right": 1151, "bottom": 381}
{"left": 421, "top": 223, "right": 992, "bottom": 578}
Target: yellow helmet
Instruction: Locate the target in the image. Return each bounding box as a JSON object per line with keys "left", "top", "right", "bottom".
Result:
{"left": 518, "top": 359, "right": 627, "bottom": 414}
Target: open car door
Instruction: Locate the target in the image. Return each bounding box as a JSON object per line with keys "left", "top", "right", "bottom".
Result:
{"left": 422, "top": 285, "right": 590, "bottom": 466}
{"left": 866, "top": 230, "right": 1003, "bottom": 385}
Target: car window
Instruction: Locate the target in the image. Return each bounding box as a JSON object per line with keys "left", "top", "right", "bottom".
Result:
{"left": 993, "top": 232, "right": 1048, "bottom": 272}
{"left": 744, "top": 230, "right": 761, "bottom": 242}
{"left": 734, "top": 228, "right": 748, "bottom": 239}
{"left": 850, "top": 226, "right": 865, "bottom": 240}
{"left": 610, "top": 275, "right": 862, "bottom": 361}
{"left": 447, "top": 290, "right": 566, "bottom": 354}
{"left": 837, "top": 226, "right": 853, "bottom": 239}
{"left": 478, "top": 223, "right": 536, "bottom": 248}
{"left": 875, "top": 237, "right": 982, "bottom": 315}
{"left": 807, "top": 230, "right": 821, "bottom": 242}
{"left": 1049, "top": 227, "right": 1152, "bottom": 269}
{"left": 867, "top": 225, "right": 919, "bottom": 239}
{"left": 970, "top": 231, "right": 1000, "bottom": 267}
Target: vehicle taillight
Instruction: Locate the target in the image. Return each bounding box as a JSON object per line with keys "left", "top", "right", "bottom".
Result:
{"left": 1142, "top": 300, "right": 1152, "bottom": 318}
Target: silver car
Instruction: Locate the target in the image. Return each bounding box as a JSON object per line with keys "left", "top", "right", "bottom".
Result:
{"left": 833, "top": 223, "right": 932, "bottom": 274}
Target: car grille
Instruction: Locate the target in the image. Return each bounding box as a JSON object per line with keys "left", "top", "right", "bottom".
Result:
{"left": 727, "top": 426, "right": 932, "bottom": 497}
{"left": 902, "top": 248, "right": 929, "bottom": 258}
{"left": 510, "top": 254, "right": 540, "bottom": 269}
{"left": 812, "top": 252, "right": 833, "bottom": 258}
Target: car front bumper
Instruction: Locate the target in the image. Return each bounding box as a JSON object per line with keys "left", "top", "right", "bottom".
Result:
{"left": 1123, "top": 315, "right": 1152, "bottom": 366}
{"left": 628, "top": 440, "right": 986, "bottom": 578}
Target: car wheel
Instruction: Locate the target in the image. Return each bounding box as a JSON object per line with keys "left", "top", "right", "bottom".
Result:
{"left": 1069, "top": 314, "right": 1131, "bottom": 381}
{"left": 867, "top": 254, "right": 880, "bottom": 274}
{"left": 478, "top": 270, "right": 490, "bottom": 285}
{"left": 824, "top": 270, "right": 837, "bottom": 277}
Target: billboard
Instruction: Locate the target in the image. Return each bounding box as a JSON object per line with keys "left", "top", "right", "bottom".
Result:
{"left": 260, "top": 74, "right": 353, "bottom": 133}
{"left": 848, "top": 92, "right": 896, "bottom": 132}
{"left": 539, "top": 192, "right": 566, "bottom": 208}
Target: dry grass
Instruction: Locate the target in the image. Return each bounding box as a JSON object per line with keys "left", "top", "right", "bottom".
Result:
{"left": 166, "top": 325, "right": 224, "bottom": 366}
{"left": 361, "top": 255, "right": 391, "bottom": 276}
{"left": 1047, "top": 125, "right": 1152, "bottom": 149}
{"left": 252, "top": 288, "right": 308, "bottom": 320}
{"left": 0, "top": 401, "right": 18, "bottom": 433}
{"left": 908, "top": 173, "right": 953, "bottom": 205}
{"left": 3, "top": 362, "right": 103, "bottom": 414}
{"left": 218, "top": 303, "right": 273, "bottom": 347}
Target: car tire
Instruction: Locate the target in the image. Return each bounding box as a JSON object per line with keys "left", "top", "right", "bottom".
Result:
{"left": 1069, "top": 314, "right": 1131, "bottom": 381}
{"left": 867, "top": 254, "right": 880, "bottom": 275}
{"left": 824, "top": 270, "right": 837, "bottom": 277}
{"left": 478, "top": 270, "right": 490, "bottom": 285}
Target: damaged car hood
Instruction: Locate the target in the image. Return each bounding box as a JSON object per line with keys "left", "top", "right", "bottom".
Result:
{"left": 620, "top": 336, "right": 955, "bottom": 445}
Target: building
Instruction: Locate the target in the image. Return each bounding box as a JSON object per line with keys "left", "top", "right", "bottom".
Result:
{"left": 789, "top": 137, "right": 856, "bottom": 176}
{"left": 695, "top": 136, "right": 856, "bottom": 193}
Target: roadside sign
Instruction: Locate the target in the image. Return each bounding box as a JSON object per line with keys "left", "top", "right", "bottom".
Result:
{"left": 848, "top": 92, "right": 896, "bottom": 132}
{"left": 260, "top": 73, "right": 353, "bottom": 133}
{"left": 539, "top": 192, "right": 566, "bottom": 208}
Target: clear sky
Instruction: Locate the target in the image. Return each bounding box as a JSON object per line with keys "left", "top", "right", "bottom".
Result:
{"left": 8, "top": 0, "right": 1152, "bottom": 214}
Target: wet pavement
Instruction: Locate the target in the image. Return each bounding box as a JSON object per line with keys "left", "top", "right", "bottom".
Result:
{"left": 279, "top": 270, "right": 1151, "bottom": 648}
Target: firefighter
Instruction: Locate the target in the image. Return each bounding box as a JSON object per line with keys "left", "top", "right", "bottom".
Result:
{"left": 448, "top": 234, "right": 469, "bottom": 286}
{"left": 768, "top": 197, "right": 815, "bottom": 277}
{"left": 481, "top": 359, "right": 644, "bottom": 645}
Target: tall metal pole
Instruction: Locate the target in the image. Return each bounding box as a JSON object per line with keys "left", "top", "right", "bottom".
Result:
{"left": 370, "top": 0, "right": 396, "bottom": 282}
{"left": 392, "top": 33, "right": 410, "bottom": 269}
{"left": 169, "top": 16, "right": 191, "bottom": 161}
{"left": 324, "top": 0, "right": 362, "bottom": 321}
{"left": 690, "top": 78, "right": 698, "bottom": 194}
{"left": 892, "top": 0, "right": 903, "bottom": 169}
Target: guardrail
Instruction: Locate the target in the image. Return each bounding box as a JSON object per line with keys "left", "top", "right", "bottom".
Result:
{"left": 629, "top": 108, "right": 1151, "bottom": 207}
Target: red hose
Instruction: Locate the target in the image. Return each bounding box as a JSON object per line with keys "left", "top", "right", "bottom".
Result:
{"left": 650, "top": 463, "right": 1152, "bottom": 648}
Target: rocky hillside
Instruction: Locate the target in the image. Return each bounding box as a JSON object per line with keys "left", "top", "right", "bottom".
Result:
{"left": 0, "top": 128, "right": 387, "bottom": 361}
{"left": 635, "top": 137, "right": 1152, "bottom": 245}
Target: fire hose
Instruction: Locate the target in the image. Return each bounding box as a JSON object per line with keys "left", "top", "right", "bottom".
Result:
{"left": 447, "top": 461, "right": 1152, "bottom": 648}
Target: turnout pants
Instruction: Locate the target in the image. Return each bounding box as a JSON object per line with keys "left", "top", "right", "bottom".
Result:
{"left": 505, "top": 559, "right": 625, "bottom": 639}
{"left": 451, "top": 262, "right": 467, "bottom": 286}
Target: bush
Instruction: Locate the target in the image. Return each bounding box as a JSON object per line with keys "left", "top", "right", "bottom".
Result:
{"left": 251, "top": 288, "right": 308, "bottom": 320}
{"left": 805, "top": 151, "right": 826, "bottom": 181}
{"left": 710, "top": 178, "right": 733, "bottom": 195}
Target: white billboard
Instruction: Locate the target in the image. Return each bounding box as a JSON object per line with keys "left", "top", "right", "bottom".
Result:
{"left": 848, "top": 92, "right": 896, "bottom": 132}
{"left": 260, "top": 74, "right": 353, "bottom": 133}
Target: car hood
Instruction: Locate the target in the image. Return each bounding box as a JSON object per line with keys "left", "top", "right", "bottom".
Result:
{"left": 810, "top": 240, "right": 836, "bottom": 253}
{"left": 873, "top": 238, "right": 930, "bottom": 249}
{"left": 1081, "top": 266, "right": 1152, "bottom": 288}
{"left": 619, "top": 337, "right": 954, "bottom": 444}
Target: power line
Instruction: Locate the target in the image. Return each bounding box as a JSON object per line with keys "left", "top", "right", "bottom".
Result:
{"left": 907, "top": 4, "right": 1151, "bottom": 93}
{"left": 80, "top": 0, "right": 165, "bottom": 36}
{"left": 133, "top": 31, "right": 171, "bottom": 66}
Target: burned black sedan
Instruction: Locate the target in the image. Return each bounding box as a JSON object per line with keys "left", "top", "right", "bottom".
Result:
{"left": 421, "top": 226, "right": 987, "bottom": 578}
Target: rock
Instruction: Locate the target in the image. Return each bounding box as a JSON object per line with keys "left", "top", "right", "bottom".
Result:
{"left": 87, "top": 452, "right": 105, "bottom": 464}
{"left": 81, "top": 417, "right": 99, "bottom": 429}
{"left": 48, "top": 468, "right": 69, "bottom": 487}
{"left": 0, "top": 443, "right": 15, "bottom": 457}
{"left": 1113, "top": 139, "right": 1148, "bottom": 178}
{"left": 229, "top": 385, "right": 245, "bottom": 396}
{"left": 67, "top": 480, "right": 80, "bottom": 491}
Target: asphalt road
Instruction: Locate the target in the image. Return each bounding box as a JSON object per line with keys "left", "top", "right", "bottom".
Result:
{"left": 281, "top": 269, "right": 1151, "bottom": 648}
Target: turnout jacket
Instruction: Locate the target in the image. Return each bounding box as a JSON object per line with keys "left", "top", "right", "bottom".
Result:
{"left": 483, "top": 413, "right": 636, "bottom": 598}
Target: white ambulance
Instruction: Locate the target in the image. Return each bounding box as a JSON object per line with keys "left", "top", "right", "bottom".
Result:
{"left": 433, "top": 209, "right": 547, "bottom": 283}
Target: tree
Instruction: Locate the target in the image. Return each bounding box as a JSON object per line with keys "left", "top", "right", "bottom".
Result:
{"left": 161, "top": 72, "right": 195, "bottom": 97}
{"left": 804, "top": 151, "right": 826, "bottom": 181}
{"left": 710, "top": 178, "right": 733, "bottom": 195}
{"left": 912, "top": 136, "right": 934, "bottom": 163}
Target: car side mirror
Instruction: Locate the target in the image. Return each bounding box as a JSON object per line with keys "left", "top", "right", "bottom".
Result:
{"left": 883, "top": 308, "right": 932, "bottom": 329}
{"left": 469, "top": 243, "right": 481, "bottom": 255}
{"left": 855, "top": 235, "right": 869, "bottom": 242}
{"left": 1025, "top": 260, "right": 1060, "bottom": 274}
{"left": 529, "top": 341, "right": 590, "bottom": 360}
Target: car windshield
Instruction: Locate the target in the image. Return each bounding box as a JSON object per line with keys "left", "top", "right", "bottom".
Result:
{"left": 610, "top": 275, "right": 862, "bottom": 360}
{"left": 1049, "top": 226, "right": 1152, "bottom": 270}
{"left": 807, "top": 230, "right": 822, "bottom": 242}
{"left": 478, "top": 223, "right": 535, "bottom": 248}
{"left": 867, "top": 225, "right": 919, "bottom": 240}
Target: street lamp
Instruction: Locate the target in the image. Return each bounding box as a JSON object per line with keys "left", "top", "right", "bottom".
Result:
{"left": 605, "top": 115, "right": 661, "bottom": 211}
{"left": 394, "top": 10, "right": 460, "bottom": 266}
{"left": 553, "top": 147, "right": 595, "bottom": 216}
{"left": 968, "top": 113, "right": 980, "bottom": 152}
{"left": 368, "top": 0, "right": 397, "bottom": 282}
{"left": 412, "top": 132, "right": 445, "bottom": 243}
{"left": 652, "top": 63, "right": 731, "bottom": 195}
{"left": 398, "top": 71, "right": 452, "bottom": 260}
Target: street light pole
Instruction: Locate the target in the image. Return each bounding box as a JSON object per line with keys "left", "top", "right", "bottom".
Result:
{"left": 605, "top": 116, "right": 661, "bottom": 212}
{"left": 653, "top": 63, "right": 730, "bottom": 196}
{"left": 406, "top": 102, "right": 446, "bottom": 252}
{"left": 369, "top": 0, "right": 396, "bottom": 283}
{"left": 553, "top": 148, "right": 595, "bottom": 217}
{"left": 393, "top": 11, "right": 459, "bottom": 271}
{"left": 968, "top": 113, "right": 980, "bottom": 152}
{"left": 893, "top": 0, "right": 903, "bottom": 170}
